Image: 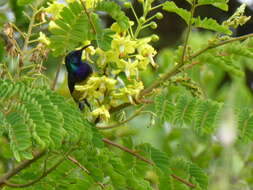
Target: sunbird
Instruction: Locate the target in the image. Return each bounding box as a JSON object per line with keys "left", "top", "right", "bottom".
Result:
{"left": 65, "top": 45, "right": 93, "bottom": 110}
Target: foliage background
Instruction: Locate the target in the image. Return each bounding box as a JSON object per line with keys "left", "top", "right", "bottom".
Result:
{"left": 0, "top": 0, "right": 253, "bottom": 189}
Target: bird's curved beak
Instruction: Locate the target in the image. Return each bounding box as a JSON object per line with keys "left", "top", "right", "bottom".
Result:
{"left": 81, "top": 44, "right": 91, "bottom": 51}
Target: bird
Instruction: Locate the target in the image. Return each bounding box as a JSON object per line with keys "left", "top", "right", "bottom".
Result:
{"left": 65, "top": 45, "right": 93, "bottom": 110}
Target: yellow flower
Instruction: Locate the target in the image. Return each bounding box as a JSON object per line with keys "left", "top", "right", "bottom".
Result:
{"left": 113, "top": 81, "right": 144, "bottom": 103}
{"left": 92, "top": 105, "right": 110, "bottom": 121}
{"left": 111, "top": 22, "right": 126, "bottom": 33}
{"left": 81, "top": 0, "right": 103, "bottom": 9}
{"left": 48, "top": 20, "right": 59, "bottom": 31}
{"left": 44, "top": 1, "right": 65, "bottom": 18}
{"left": 111, "top": 34, "right": 136, "bottom": 56}
{"left": 75, "top": 76, "right": 117, "bottom": 100}
{"left": 111, "top": 59, "right": 139, "bottom": 79}
{"left": 38, "top": 32, "right": 50, "bottom": 45}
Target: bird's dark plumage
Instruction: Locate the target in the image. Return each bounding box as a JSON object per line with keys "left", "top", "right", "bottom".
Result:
{"left": 65, "top": 46, "right": 93, "bottom": 110}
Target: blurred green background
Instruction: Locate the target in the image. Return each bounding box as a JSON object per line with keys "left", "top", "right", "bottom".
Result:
{"left": 1, "top": 0, "right": 253, "bottom": 189}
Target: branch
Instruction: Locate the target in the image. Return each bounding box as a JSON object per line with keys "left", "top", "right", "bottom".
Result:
{"left": 171, "top": 174, "right": 196, "bottom": 188}
{"left": 51, "top": 60, "right": 62, "bottom": 90}
{"left": 2, "top": 148, "right": 76, "bottom": 188}
{"left": 67, "top": 156, "right": 90, "bottom": 174}
{"left": 140, "top": 1, "right": 196, "bottom": 97}
{"left": 97, "top": 106, "right": 145, "bottom": 130}
{"left": 79, "top": 0, "right": 97, "bottom": 34}
{"left": 188, "top": 32, "right": 253, "bottom": 61}
{"left": 180, "top": 0, "right": 196, "bottom": 66}
{"left": 103, "top": 138, "right": 154, "bottom": 165}
{"left": 102, "top": 138, "right": 196, "bottom": 188}
{"left": 23, "top": 5, "right": 40, "bottom": 53}
{"left": 0, "top": 150, "right": 46, "bottom": 188}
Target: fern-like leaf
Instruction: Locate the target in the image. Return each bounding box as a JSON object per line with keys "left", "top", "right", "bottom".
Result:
{"left": 194, "top": 100, "right": 220, "bottom": 135}
{"left": 237, "top": 109, "right": 253, "bottom": 142}
{"left": 95, "top": 1, "right": 130, "bottom": 29}
{"left": 163, "top": 1, "right": 191, "bottom": 24}
{"left": 173, "top": 95, "right": 196, "bottom": 127}
{"left": 0, "top": 80, "right": 92, "bottom": 161}
{"left": 189, "top": 162, "right": 208, "bottom": 189}
{"left": 49, "top": 2, "right": 97, "bottom": 56}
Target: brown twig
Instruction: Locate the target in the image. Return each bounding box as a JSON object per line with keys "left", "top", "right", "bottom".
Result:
{"left": 51, "top": 61, "right": 62, "bottom": 90}
{"left": 97, "top": 106, "right": 145, "bottom": 130}
{"left": 103, "top": 138, "right": 154, "bottom": 165}
{"left": 67, "top": 156, "right": 90, "bottom": 174}
{"left": 102, "top": 138, "right": 196, "bottom": 188}
{"left": 2, "top": 148, "right": 76, "bottom": 188}
{"left": 0, "top": 150, "right": 46, "bottom": 188}
{"left": 79, "top": 0, "right": 97, "bottom": 34}
{"left": 188, "top": 32, "right": 253, "bottom": 61}
{"left": 171, "top": 174, "right": 196, "bottom": 188}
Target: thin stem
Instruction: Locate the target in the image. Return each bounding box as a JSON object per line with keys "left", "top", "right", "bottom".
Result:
{"left": 150, "top": 4, "right": 163, "bottom": 11}
{"left": 103, "top": 138, "right": 196, "bottom": 188}
{"left": 23, "top": 7, "right": 38, "bottom": 52}
{"left": 130, "top": 4, "right": 140, "bottom": 24}
{"left": 28, "top": 39, "right": 39, "bottom": 44}
{"left": 67, "top": 156, "right": 90, "bottom": 174}
{"left": 3, "top": 148, "right": 76, "bottom": 188}
{"left": 180, "top": 0, "right": 196, "bottom": 65}
{"left": 171, "top": 174, "right": 196, "bottom": 188}
{"left": 97, "top": 106, "right": 145, "bottom": 130}
{"left": 33, "top": 21, "right": 47, "bottom": 27}
{"left": 140, "top": 1, "right": 196, "bottom": 96}
{"left": 10, "top": 23, "right": 26, "bottom": 39}
{"left": 0, "top": 150, "right": 46, "bottom": 188}
{"left": 23, "top": 12, "right": 31, "bottom": 20}
{"left": 134, "top": 0, "right": 150, "bottom": 38}
{"left": 140, "top": 22, "right": 154, "bottom": 30}
{"left": 79, "top": 0, "right": 97, "bottom": 34}
{"left": 144, "top": 14, "right": 157, "bottom": 24}
{"left": 188, "top": 32, "right": 253, "bottom": 61}
{"left": 103, "top": 138, "right": 154, "bottom": 165}
{"left": 51, "top": 61, "right": 62, "bottom": 91}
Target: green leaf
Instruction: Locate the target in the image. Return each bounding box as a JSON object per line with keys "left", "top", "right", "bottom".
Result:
{"left": 96, "top": 1, "right": 130, "bottom": 29}
{"left": 6, "top": 112, "right": 32, "bottom": 161}
{"left": 158, "top": 173, "right": 173, "bottom": 190}
{"left": 0, "top": 112, "right": 5, "bottom": 136}
{"left": 151, "top": 147, "right": 171, "bottom": 175}
{"left": 96, "top": 29, "right": 115, "bottom": 51}
{"left": 198, "top": 52, "right": 244, "bottom": 77}
{"left": 194, "top": 100, "right": 220, "bottom": 135}
{"left": 189, "top": 162, "right": 208, "bottom": 189}
{"left": 91, "top": 127, "right": 104, "bottom": 148}
{"left": 49, "top": 2, "right": 99, "bottom": 56}
{"left": 194, "top": 17, "right": 232, "bottom": 35}
{"left": 197, "top": 0, "right": 229, "bottom": 11}
{"left": 154, "top": 92, "right": 174, "bottom": 126}
{"left": 17, "top": 0, "right": 34, "bottom": 6}
{"left": 0, "top": 79, "right": 93, "bottom": 161}
{"left": 163, "top": 1, "right": 191, "bottom": 24}
{"left": 238, "top": 109, "right": 253, "bottom": 142}
{"left": 173, "top": 95, "right": 196, "bottom": 126}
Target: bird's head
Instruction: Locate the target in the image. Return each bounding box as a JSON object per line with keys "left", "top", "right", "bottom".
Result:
{"left": 65, "top": 45, "right": 90, "bottom": 72}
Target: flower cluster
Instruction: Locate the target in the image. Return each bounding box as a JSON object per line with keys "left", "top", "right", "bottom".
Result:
{"left": 75, "top": 22, "right": 157, "bottom": 121}
{"left": 44, "top": 0, "right": 159, "bottom": 121}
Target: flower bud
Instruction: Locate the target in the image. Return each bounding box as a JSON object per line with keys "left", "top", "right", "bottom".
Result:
{"left": 150, "top": 22, "right": 157, "bottom": 29}
{"left": 139, "top": 17, "right": 145, "bottom": 24}
{"left": 151, "top": 34, "right": 159, "bottom": 42}
{"left": 124, "top": 2, "right": 131, "bottom": 8}
{"left": 155, "top": 12, "right": 163, "bottom": 19}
